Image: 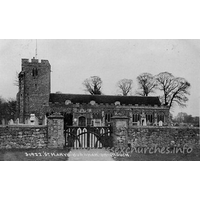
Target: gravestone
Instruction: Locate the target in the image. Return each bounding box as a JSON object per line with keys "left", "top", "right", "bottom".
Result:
{"left": 2, "top": 119, "right": 5, "bottom": 126}
{"left": 16, "top": 118, "right": 19, "bottom": 125}
{"left": 159, "top": 120, "right": 163, "bottom": 126}
{"left": 8, "top": 119, "right": 14, "bottom": 125}
{"left": 25, "top": 118, "right": 29, "bottom": 124}
{"left": 140, "top": 111, "right": 147, "bottom": 126}
{"left": 30, "top": 114, "right": 36, "bottom": 125}
{"left": 43, "top": 115, "right": 47, "bottom": 125}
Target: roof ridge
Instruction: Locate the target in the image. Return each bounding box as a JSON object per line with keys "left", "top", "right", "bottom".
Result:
{"left": 50, "top": 93, "right": 159, "bottom": 98}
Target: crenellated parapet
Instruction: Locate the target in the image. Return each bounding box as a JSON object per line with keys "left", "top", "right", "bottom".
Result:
{"left": 22, "top": 58, "right": 50, "bottom": 65}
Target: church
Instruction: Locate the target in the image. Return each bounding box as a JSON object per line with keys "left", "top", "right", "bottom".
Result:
{"left": 16, "top": 57, "right": 170, "bottom": 127}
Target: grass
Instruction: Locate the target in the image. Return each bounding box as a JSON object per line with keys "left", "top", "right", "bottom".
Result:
{"left": 0, "top": 148, "right": 70, "bottom": 161}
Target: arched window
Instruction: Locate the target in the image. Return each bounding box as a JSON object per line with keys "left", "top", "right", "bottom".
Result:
{"left": 78, "top": 116, "right": 86, "bottom": 126}
{"left": 115, "top": 101, "right": 120, "bottom": 106}
{"left": 157, "top": 113, "right": 165, "bottom": 122}
{"left": 90, "top": 100, "right": 96, "bottom": 105}
{"left": 65, "top": 100, "right": 72, "bottom": 105}
{"left": 146, "top": 113, "right": 153, "bottom": 123}
{"left": 105, "top": 113, "right": 113, "bottom": 123}
{"left": 132, "top": 113, "right": 140, "bottom": 122}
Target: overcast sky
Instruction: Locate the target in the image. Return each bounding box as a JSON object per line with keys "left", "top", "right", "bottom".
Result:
{"left": 0, "top": 39, "right": 199, "bottom": 117}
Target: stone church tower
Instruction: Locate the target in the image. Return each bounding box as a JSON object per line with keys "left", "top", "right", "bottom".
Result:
{"left": 17, "top": 57, "right": 51, "bottom": 124}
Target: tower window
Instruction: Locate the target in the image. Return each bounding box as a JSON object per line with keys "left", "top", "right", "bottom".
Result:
{"left": 32, "top": 69, "right": 35, "bottom": 76}
{"left": 32, "top": 68, "right": 38, "bottom": 77}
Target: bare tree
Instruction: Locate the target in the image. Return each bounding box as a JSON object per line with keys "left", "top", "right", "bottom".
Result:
{"left": 83, "top": 76, "right": 102, "bottom": 95}
{"left": 0, "top": 97, "right": 17, "bottom": 122}
{"left": 168, "top": 77, "right": 191, "bottom": 108}
{"left": 155, "top": 72, "right": 175, "bottom": 105}
{"left": 136, "top": 73, "right": 157, "bottom": 96}
{"left": 14, "top": 71, "right": 19, "bottom": 87}
{"left": 117, "top": 79, "right": 133, "bottom": 96}
{"left": 155, "top": 72, "right": 191, "bottom": 109}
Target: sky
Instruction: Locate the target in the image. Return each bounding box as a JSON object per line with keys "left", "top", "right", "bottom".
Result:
{"left": 0, "top": 39, "right": 199, "bottom": 117}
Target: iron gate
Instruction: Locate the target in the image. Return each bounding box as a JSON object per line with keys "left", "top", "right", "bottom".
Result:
{"left": 64, "top": 126, "right": 112, "bottom": 148}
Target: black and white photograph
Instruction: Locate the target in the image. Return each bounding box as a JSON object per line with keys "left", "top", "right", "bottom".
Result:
{"left": 0, "top": 1, "right": 200, "bottom": 200}
{"left": 0, "top": 39, "right": 199, "bottom": 161}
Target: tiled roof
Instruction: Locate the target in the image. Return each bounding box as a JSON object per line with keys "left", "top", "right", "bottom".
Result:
{"left": 49, "top": 93, "right": 161, "bottom": 106}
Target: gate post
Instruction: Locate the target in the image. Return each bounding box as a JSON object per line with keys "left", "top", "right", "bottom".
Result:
{"left": 47, "top": 113, "right": 65, "bottom": 148}
{"left": 111, "top": 115, "right": 129, "bottom": 148}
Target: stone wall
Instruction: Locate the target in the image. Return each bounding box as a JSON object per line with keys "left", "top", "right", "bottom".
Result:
{"left": 47, "top": 113, "right": 65, "bottom": 148}
{"left": 0, "top": 125, "right": 48, "bottom": 149}
{"left": 0, "top": 120, "right": 199, "bottom": 150}
{"left": 0, "top": 114, "right": 65, "bottom": 149}
{"left": 128, "top": 126, "right": 200, "bottom": 148}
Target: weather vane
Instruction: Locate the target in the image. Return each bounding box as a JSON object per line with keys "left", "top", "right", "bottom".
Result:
{"left": 35, "top": 39, "right": 37, "bottom": 59}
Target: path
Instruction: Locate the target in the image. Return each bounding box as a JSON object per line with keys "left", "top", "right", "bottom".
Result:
{"left": 68, "top": 149, "right": 115, "bottom": 161}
